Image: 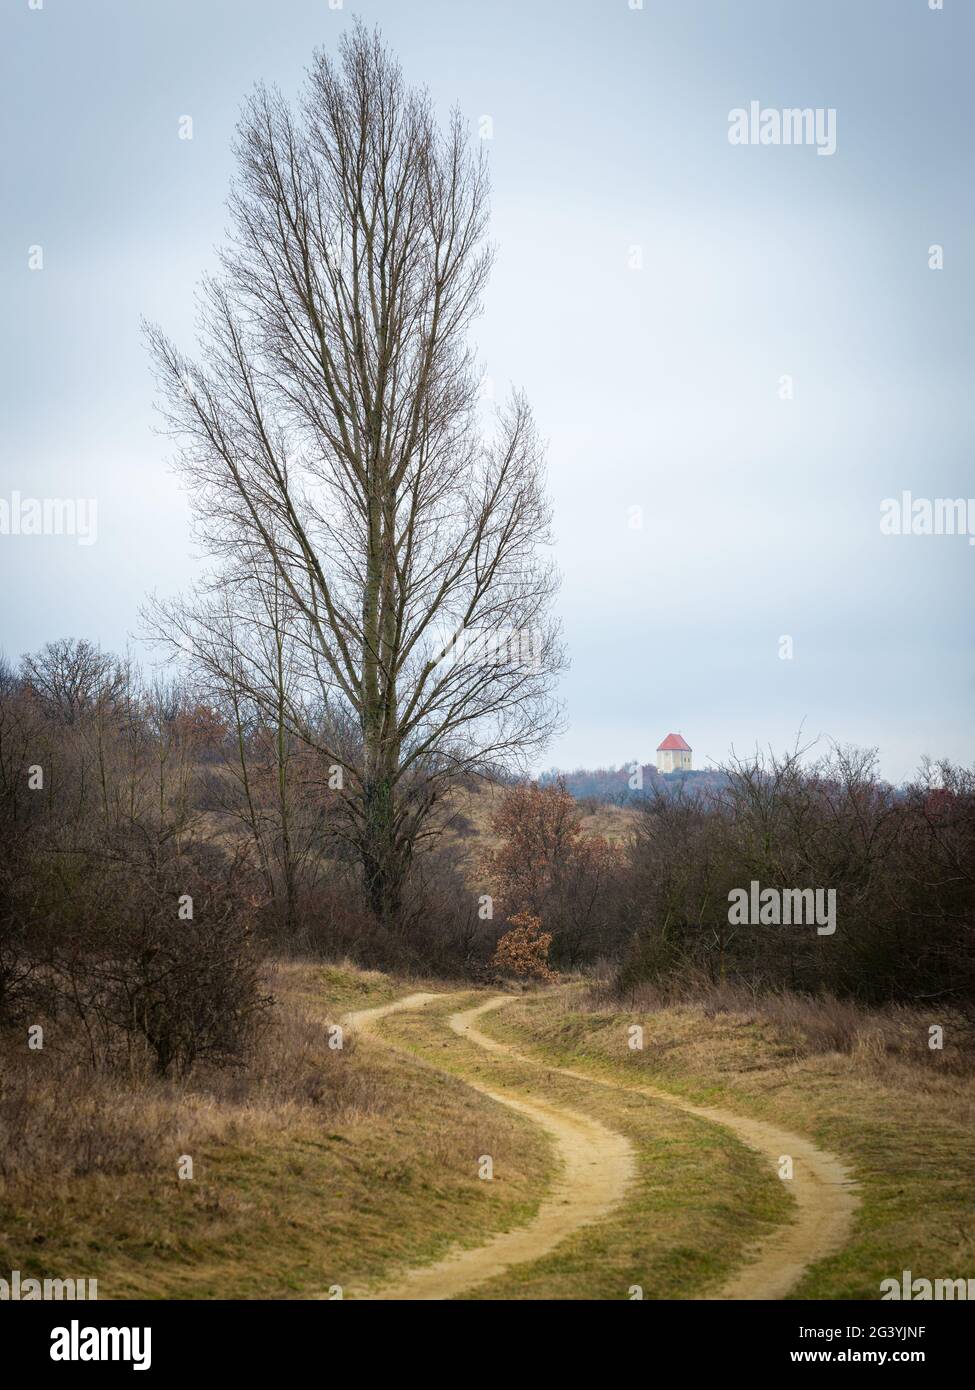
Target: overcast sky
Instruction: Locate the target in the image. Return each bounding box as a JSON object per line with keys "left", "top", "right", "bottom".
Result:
{"left": 1, "top": 0, "right": 972, "bottom": 781}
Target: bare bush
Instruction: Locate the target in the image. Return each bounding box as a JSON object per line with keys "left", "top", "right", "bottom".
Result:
{"left": 616, "top": 743, "right": 975, "bottom": 1009}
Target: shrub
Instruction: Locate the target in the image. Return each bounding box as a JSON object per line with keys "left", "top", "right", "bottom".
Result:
{"left": 618, "top": 746, "right": 975, "bottom": 1009}
{"left": 31, "top": 835, "right": 273, "bottom": 1077}
{"left": 492, "top": 912, "right": 558, "bottom": 983}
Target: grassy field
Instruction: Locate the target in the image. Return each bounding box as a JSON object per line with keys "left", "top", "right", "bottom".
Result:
{"left": 4, "top": 960, "right": 971, "bottom": 1300}
{"left": 0, "top": 963, "right": 549, "bottom": 1299}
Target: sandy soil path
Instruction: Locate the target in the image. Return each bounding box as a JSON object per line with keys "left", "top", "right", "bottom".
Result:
{"left": 346, "top": 992, "right": 858, "bottom": 1300}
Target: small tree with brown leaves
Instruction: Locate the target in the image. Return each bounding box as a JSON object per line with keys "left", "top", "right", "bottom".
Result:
{"left": 491, "top": 912, "right": 557, "bottom": 984}
{"left": 484, "top": 780, "right": 624, "bottom": 965}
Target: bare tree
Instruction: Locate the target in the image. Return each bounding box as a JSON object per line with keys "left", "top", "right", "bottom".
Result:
{"left": 145, "top": 24, "right": 563, "bottom": 930}
{"left": 177, "top": 573, "right": 330, "bottom": 934}
{"left": 20, "top": 638, "right": 127, "bottom": 726}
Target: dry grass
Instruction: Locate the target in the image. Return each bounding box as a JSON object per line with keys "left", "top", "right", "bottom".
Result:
{"left": 484, "top": 983, "right": 975, "bottom": 1297}
{"left": 0, "top": 961, "right": 550, "bottom": 1298}
{"left": 576, "top": 801, "right": 639, "bottom": 844}
{"left": 0, "top": 963, "right": 383, "bottom": 1187}
{"left": 594, "top": 976, "right": 975, "bottom": 1076}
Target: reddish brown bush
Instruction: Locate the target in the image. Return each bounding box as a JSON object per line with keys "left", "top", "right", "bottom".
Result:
{"left": 492, "top": 912, "right": 558, "bottom": 983}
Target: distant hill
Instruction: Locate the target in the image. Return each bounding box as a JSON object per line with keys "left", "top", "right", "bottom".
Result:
{"left": 539, "top": 764, "right": 728, "bottom": 805}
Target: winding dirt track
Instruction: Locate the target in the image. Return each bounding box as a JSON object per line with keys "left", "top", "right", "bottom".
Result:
{"left": 346, "top": 992, "right": 859, "bottom": 1301}
{"left": 347, "top": 993, "right": 635, "bottom": 1301}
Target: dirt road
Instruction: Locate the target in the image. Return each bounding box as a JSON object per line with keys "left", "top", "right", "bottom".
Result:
{"left": 347, "top": 993, "right": 635, "bottom": 1300}
{"left": 346, "top": 992, "right": 858, "bottom": 1300}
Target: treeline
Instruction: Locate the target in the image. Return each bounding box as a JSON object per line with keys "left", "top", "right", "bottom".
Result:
{"left": 0, "top": 640, "right": 279, "bottom": 1074}
{"left": 540, "top": 763, "right": 727, "bottom": 805}
{"left": 3, "top": 638, "right": 973, "bottom": 1048}
{"left": 621, "top": 747, "right": 975, "bottom": 1006}
{"left": 487, "top": 752, "right": 975, "bottom": 1010}
{"left": 0, "top": 639, "right": 489, "bottom": 1076}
